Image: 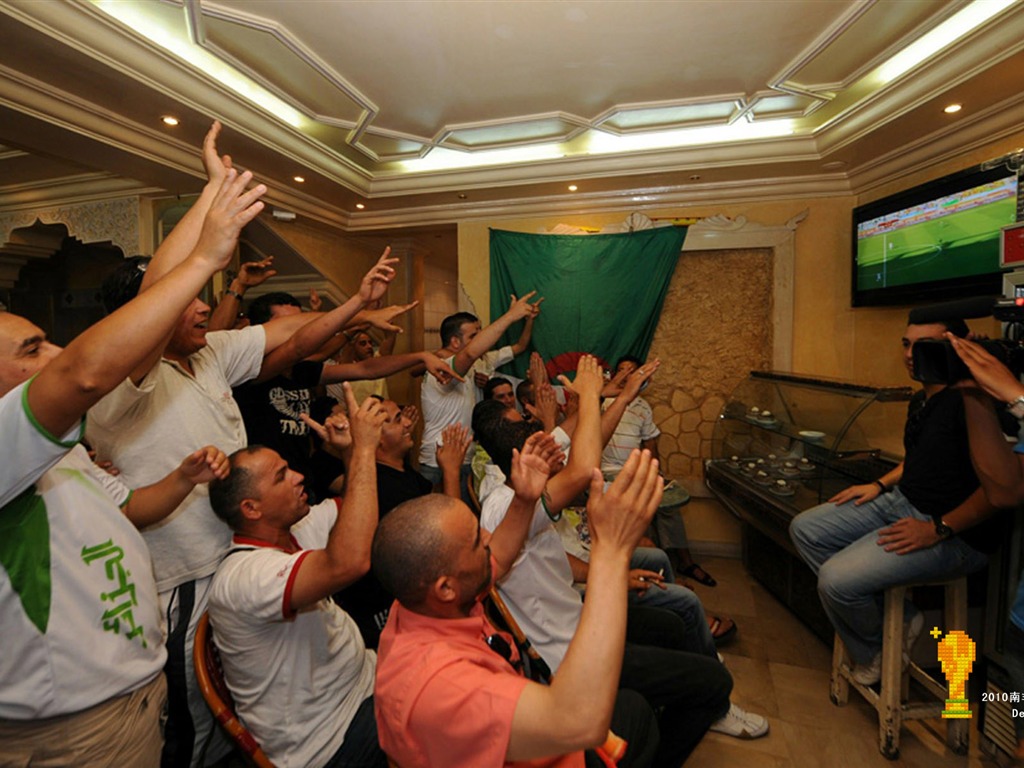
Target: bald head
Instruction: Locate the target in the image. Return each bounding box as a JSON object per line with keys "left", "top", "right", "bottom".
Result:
{"left": 373, "top": 494, "right": 474, "bottom": 609}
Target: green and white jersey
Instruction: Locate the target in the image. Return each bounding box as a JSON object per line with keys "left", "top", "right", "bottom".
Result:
{"left": 0, "top": 381, "right": 165, "bottom": 719}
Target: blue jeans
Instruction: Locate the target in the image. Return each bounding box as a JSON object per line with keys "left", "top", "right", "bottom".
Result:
{"left": 629, "top": 547, "right": 716, "bottom": 658}
{"left": 790, "top": 487, "right": 988, "bottom": 664}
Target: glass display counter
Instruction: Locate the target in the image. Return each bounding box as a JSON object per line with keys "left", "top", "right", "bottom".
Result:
{"left": 704, "top": 371, "right": 913, "bottom": 640}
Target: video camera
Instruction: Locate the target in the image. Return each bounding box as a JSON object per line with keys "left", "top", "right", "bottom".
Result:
{"left": 910, "top": 296, "right": 1024, "bottom": 385}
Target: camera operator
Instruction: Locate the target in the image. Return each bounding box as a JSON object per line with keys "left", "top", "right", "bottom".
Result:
{"left": 949, "top": 333, "right": 1024, "bottom": 760}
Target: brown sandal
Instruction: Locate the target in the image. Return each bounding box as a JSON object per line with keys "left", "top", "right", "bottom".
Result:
{"left": 708, "top": 615, "right": 737, "bottom": 645}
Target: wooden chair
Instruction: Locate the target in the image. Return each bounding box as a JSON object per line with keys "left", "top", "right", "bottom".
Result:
{"left": 193, "top": 612, "right": 275, "bottom": 768}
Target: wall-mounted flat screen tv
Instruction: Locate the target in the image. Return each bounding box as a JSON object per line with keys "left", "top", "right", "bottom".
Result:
{"left": 852, "top": 162, "right": 1020, "bottom": 307}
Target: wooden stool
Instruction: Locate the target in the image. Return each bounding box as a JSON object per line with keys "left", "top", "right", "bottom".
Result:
{"left": 829, "top": 577, "right": 970, "bottom": 760}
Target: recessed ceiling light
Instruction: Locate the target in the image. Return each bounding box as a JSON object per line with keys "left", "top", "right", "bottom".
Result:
{"left": 568, "top": 184, "right": 578, "bottom": 192}
{"left": 293, "top": 176, "right": 305, "bottom": 183}
{"left": 822, "top": 160, "right": 847, "bottom": 170}
{"left": 355, "top": 203, "right": 365, "bottom": 210}
{"left": 161, "top": 115, "right": 179, "bottom": 126}
{"left": 943, "top": 103, "right": 962, "bottom": 114}
{"left": 689, "top": 174, "right": 701, "bottom": 181}
{"left": 457, "top": 193, "right": 468, "bottom": 200}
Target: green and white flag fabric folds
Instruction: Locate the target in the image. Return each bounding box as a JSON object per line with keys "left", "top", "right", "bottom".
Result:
{"left": 489, "top": 226, "right": 687, "bottom": 380}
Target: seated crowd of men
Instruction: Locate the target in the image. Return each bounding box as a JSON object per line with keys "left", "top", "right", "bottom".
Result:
{"left": 3, "top": 121, "right": 772, "bottom": 768}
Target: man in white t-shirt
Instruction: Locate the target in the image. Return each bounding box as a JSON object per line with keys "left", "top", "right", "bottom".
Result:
{"left": 86, "top": 122, "right": 402, "bottom": 767}
{"left": 417, "top": 295, "right": 541, "bottom": 488}
{"left": 207, "top": 385, "right": 385, "bottom": 768}
{"left": 0, "top": 166, "right": 260, "bottom": 766}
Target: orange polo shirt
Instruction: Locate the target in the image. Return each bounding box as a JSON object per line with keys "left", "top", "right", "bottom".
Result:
{"left": 375, "top": 598, "right": 584, "bottom": 768}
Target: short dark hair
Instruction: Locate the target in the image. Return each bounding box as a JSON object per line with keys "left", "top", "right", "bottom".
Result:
{"left": 372, "top": 494, "right": 461, "bottom": 608}
{"left": 472, "top": 399, "right": 540, "bottom": 477}
{"left": 616, "top": 354, "right": 643, "bottom": 370}
{"left": 439, "top": 312, "right": 478, "bottom": 347}
{"left": 208, "top": 446, "right": 265, "bottom": 530}
{"left": 247, "top": 292, "right": 301, "bottom": 325}
{"left": 516, "top": 380, "right": 534, "bottom": 407}
{"left": 905, "top": 308, "right": 970, "bottom": 338}
{"left": 102, "top": 256, "right": 151, "bottom": 314}
{"left": 483, "top": 377, "right": 514, "bottom": 400}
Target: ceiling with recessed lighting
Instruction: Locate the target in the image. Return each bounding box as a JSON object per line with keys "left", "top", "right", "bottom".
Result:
{"left": 0, "top": 0, "right": 1022, "bottom": 231}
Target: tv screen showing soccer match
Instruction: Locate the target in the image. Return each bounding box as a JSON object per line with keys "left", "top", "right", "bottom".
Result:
{"left": 852, "top": 163, "right": 1019, "bottom": 307}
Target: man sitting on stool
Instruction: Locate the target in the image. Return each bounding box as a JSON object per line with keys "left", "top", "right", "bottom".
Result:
{"left": 790, "top": 311, "right": 1009, "bottom": 685}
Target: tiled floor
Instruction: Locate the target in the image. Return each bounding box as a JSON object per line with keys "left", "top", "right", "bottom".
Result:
{"left": 686, "top": 557, "right": 1006, "bottom": 768}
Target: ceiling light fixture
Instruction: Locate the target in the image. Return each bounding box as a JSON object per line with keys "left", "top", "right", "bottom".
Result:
{"left": 94, "top": 1, "right": 308, "bottom": 128}
{"left": 944, "top": 103, "right": 963, "bottom": 114}
{"left": 876, "top": 0, "right": 1014, "bottom": 84}
{"left": 161, "top": 115, "right": 179, "bottom": 126}
{"left": 293, "top": 176, "right": 305, "bottom": 183}
{"left": 568, "top": 184, "right": 578, "bottom": 192}
{"left": 355, "top": 203, "right": 365, "bottom": 210}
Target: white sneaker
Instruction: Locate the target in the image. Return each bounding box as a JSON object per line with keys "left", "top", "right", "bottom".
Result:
{"left": 709, "top": 703, "right": 769, "bottom": 739}
{"left": 851, "top": 653, "right": 882, "bottom": 685}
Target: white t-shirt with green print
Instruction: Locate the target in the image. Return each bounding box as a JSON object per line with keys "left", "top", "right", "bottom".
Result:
{"left": 0, "top": 380, "right": 165, "bottom": 719}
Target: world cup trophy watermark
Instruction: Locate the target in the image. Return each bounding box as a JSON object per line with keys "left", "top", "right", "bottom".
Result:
{"left": 931, "top": 627, "right": 976, "bottom": 719}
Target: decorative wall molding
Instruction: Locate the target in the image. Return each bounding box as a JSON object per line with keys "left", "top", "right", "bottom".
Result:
{"left": 0, "top": 196, "right": 139, "bottom": 256}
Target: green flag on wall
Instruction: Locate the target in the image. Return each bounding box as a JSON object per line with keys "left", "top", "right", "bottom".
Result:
{"left": 489, "top": 226, "right": 687, "bottom": 380}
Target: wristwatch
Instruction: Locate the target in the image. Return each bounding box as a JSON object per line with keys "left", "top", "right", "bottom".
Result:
{"left": 1007, "top": 394, "right": 1024, "bottom": 419}
{"left": 934, "top": 520, "right": 955, "bottom": 540}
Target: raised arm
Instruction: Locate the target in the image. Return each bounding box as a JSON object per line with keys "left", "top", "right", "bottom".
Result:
{"left": 125, "top": 446, "right": 229, "bottom": 528}
{"left": 950, "top": 334, "right": 1024, "bottom": 507}
{"left": 320, "top": 352, "right": 459, "bottom": 386}
{"left": 487, "top": 432, "right": 556, "bottom": 580}
{"left": 543, "top": 355, "right": 605, "bottom": 511}
{"left": 207, "top": 256, "right": 277, "bottom": 332}
{"left": 510, "top": 307, "right": 540, "bottom": 356}
{"left": 254, "top": 249, "right": 398, "bottom": 381}
{"left": 287, "top": 385, "right": 385, "bottom": 611}
{"left": 508, "top": 450, "right": 661, "bottom": 760}
{"left": 599, "top": 360, "right": 660, "bottom": 447}
{"left": 453, "top": 292, "right": 542, "bottom": 376}
{"left": 28, "top": 169, "right": 265, "bottom": 437}
{"left": 140, "top": 120, "right": 233, "bottom": 290}
{"left": 436, "top": 422, "right": 473, "bottom": 498}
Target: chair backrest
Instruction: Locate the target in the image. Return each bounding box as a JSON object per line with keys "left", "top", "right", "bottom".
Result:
{"left": 483, "top": 588, "right": 552, "bottom": 684}
{"left": 193, "top": 612, "right": 275, "bottom": 768}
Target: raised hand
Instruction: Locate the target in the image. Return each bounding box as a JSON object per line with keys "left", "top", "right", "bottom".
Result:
{"left": 362, "top": 301, "right": 418, "bottom": 334}
{"left": 194, "top": 168, "right": 267, "bottom": 272}
{"left": 347, "top": 382, "right": 387, "bottom": 451}
{"left": 308, "top": 287, "right": 323, "bottom": 313}
{"left": 401, "top": 404, "right": 420, "bottom": 430}
{"left": 528, "top": 351, "right": 548, "bottom": 388}
{"left": 525, "top": 381, "right": 558, "bottom": 432}
{"left": 238, "top": 256, "right": 277, "bottom": 288}
{"left": 202, "top": 120, "right": 232, "bottom": 187}
{"left": 423, "top": 354, "right": 463, "bottom": 385}
{"left": 586, "top": 449, "right": 662, "bottom": 554}
{"left": 179, "top": 445, "right": 230, "bottom": 485}
{"left": 510, "top": 431, "right": 554, "bottom": 504}
{"left": 358, "top": 247, "right": 399, "bottom": 305}
{"left": 300, "top": 410, "right": 352, "bottom": 453}
{"left": 948, "top": 333, "right": 1023, "bottom": 402}
{"left": 507, "top": 291, "right": 543, "bottom": 322}
{"left": 436, "top": 422, "right": 472, "bottom": 475}
{"left": 558, "top": 354, "right": 604, "bottom": 400}
{"left": 621, "top": 359, "right": 661, "bottom": 401}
